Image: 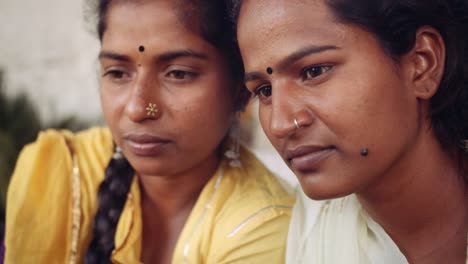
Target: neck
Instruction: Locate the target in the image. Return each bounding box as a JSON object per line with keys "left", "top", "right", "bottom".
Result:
{"left": 357, "top": 131, "right": 467, "bottom": 262}
{"left": 138, "top": 153, "right": 220, "bottom": 217}
{"left": 138, "top": 155, "right": 221, "bottom": 264}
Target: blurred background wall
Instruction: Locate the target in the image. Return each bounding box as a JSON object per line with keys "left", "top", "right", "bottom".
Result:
{"left": 0, "top": 0, "right": 296, "bottom": 228}
{"left": 1, "top": 0, "right": 102, "bottom": 124}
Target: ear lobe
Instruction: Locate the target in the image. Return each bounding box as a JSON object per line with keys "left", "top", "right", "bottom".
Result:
{"left": 408, "top": 26, "right": 446, "bottom": 100}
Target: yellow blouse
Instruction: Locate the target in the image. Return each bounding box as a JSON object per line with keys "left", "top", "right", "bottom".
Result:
{"left": 5, "top": 127, "right": 294, "bottom": 264}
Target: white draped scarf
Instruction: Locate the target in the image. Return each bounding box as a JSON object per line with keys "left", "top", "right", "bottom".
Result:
{"left": 286, "top": 187, "right": 409, "bottom": 264}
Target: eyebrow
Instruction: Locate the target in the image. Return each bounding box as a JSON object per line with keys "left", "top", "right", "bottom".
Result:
{"left": 244, "top": 45, "right": 339, "bottom": 83}
{"left": 98, "top": 51, "right": 131, "bottom": 62}
{"left": 157, "top": 49, "right": 208, "bottom": 62}
{"left": 244, "top": 72, "right": 264, "bottom": 83}
{"left": 98, "top": 49, "right": 208, "bottom": 63}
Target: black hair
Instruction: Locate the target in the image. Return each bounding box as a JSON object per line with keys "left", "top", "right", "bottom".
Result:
{"left": 228, "top": 0, "right": 468, "bottom": 172}
{"left": 85, "top": 1, "right": 249, "bottom": 263}
{"left": 85, "top": 149, "right": 134, "bottom": 264}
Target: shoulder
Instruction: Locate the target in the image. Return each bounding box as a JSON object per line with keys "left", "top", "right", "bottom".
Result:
{"left": 212, "top": 146, "right": 295, "bottom": 246}
{"left": 225, "top": 145, "right": 294, "bottom": 204}
{"left": 9, "top": 127, "right": 113, "bottom": 179}
{"left": 12, "top": 127, "right": 112, "bottom": 160}
{"left": 221, "top": 146, "right": 294, "bottom": 214}
{"left": 7, "top": 126, "right": 113, "bottom": 203}
{"left": 5, "top": 127, "right": 114, "bottom": 262}
{"left": 205, "top": 148, "right": 295, "bottom": 262}
{"left": 71, "top": 127, "right": 114, "bottom": 168}
{"left": 6, "top": 127, "right": 114, "bottom": 217}
{"left": 73, "top": 126, "right": 113, "bottom": 149}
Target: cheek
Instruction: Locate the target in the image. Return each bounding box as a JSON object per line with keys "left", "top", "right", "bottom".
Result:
{"left": 258, "top": 105, "right": 282, "bottom": 148}
{"left": 174, "top": 82, "right": 233, "bottom": 141}
{"left": 178, "top": 106, "right": 231, "bottom": 157}
{"left": 324, "top": 70, "right": 418, "bottom": 158}
{"left": 258, "top": 106, "right": 270, "bottom": 136}
{"left": 100, "top": 85, "right": 123, "bottom": 130}
{"left": 100, "top": 86, "right": 113, "bottom": 122}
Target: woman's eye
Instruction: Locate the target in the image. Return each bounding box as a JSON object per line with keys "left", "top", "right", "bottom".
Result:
{"left": 254, "top": 84, "right": 272, "bottom": 100}
{"left": 103, "top": 69, "right": 129, "bottom": 81}
{"left": 302, "top": 65, "right": 333, "bottom": 80}
{"left": 166, "top": 70, "right": 197, "bottom": 80}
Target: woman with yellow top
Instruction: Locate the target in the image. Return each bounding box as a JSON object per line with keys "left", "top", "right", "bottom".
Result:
{"left": 3, "top": 0, "right": 294, "bottom": 263}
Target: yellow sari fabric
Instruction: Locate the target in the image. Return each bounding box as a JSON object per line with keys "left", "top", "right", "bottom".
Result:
{"left": 5, "top": 128, "right": 294, "bottom": 263}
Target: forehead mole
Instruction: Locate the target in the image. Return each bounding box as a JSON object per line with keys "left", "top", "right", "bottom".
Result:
{"left": 139, "top": 45, "right": 145, "bottom": 52}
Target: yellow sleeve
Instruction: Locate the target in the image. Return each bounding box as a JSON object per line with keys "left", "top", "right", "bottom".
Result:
{"left": 5, "top": 130, "right": 74, "bottom": 263}
{"left": 5, "top": 128, "right": 113, "bottom": 264}
{"left": 208, "top": 204, "right": 292, "bottom": 264}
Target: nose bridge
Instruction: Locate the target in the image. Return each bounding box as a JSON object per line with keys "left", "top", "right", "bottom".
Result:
{"left": 125, "top": 71, "right": 160, "bottom": 122}
{"left": 133, "top": 70, "right": 156, "bottom": 98}
{"left": 269, "top": 79, "right": 301, "bottom": 138}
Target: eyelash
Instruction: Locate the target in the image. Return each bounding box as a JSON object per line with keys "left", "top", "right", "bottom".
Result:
{"left": 102, "top": 68, "right": 199, "bottom": 84}
{"left": 165, "top": 70, "right": 198, "bottom": 81}
{"left": 300, "top": 65, "right": 333, "bottom": 81}
{"left": 253, "top": 84, "right": 272, "bottom": 100}
{"left": 251, "top": 64, "right": 334, "bottom": 103}
{"left": 102, "top": 69, "right": 131, "bottom": 82}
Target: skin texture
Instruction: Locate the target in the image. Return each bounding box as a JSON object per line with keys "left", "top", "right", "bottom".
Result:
{"left": 99, "top": 1, "right": 234, "bottom": 262}
{"left": 238, "top": 0, "right": 424, "bottom": 200}
{"left": 237, "top": 0, "right": 467, "bottom": 262}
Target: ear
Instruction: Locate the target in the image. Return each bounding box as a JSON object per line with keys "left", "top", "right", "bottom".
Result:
{"left": 404, "top": 26, "right": 446, "bottom": 100}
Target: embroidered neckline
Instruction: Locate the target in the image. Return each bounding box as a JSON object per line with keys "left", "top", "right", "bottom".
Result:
{"left": 69, "top": 145, "right": 81, "bottom": 264}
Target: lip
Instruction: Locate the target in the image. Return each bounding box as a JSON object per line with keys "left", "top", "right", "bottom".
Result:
{"left": 285, "top": 145, "right": 335, "bottom": 172}
{"left": 123, "top": 133, "right": 171, "bottom": 156}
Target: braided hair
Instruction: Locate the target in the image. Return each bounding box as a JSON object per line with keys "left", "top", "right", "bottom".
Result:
{"left": 85, "top": 148, "right": 134, "bottom": 264}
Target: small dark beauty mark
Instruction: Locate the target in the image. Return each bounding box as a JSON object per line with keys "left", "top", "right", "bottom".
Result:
{"left": 266, "top": 67, "right": 273, "bottom": 75}
{"left": 360, "top": 148, "right": 369, "bottom": 157}
{"left": 139, "top": 46, "right": 145, "bottom": 52}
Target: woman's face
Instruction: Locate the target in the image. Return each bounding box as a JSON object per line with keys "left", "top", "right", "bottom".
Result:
{"left": 100, "top": 1, "right": 234, "bottom": 177}
{"left": 237, "top": 0, "right": 424, "bottom": 199}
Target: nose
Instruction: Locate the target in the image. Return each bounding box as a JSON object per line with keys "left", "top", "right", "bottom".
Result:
{"left": 124, "top": 73, "right": 161, "bottom": 122}
{"left": 269, "top": 81, "right": 313, "bottom": 138}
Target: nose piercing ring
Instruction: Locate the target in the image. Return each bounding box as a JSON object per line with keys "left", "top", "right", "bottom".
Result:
{"left": 146, "top": 103, "right": 159, "bottom": 117}
{"left": 294, "top": 118, "right": 300, "bottom": 129}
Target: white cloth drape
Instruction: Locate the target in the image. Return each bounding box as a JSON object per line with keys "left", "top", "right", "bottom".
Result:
{"left": 286, "top": 187, "right": 407, "bottom": 264}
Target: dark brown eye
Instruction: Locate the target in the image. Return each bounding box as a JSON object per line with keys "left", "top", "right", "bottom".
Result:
{"left": 103, "top": 69, "right": 131, "bottom": 82}
{"left": 254, "top": 85, "right": 272, "bottom": 100}
{"left": 166, "top": 70, "right": 198, "bottom": 81}
{"left": 302, "top": 65, "right": 333, "bottom": 80}
{"left": 107, "top": 70, "right": 125, "bottom": 79}
{"left": 167, "top": 70, "right": 187, "bottom": 79}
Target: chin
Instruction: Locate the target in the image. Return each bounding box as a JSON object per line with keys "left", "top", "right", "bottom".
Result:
{"left": 299, "top": 177, "right": 353, "bottom": 201}
{"left": 127, "top": 158, "right": 169, "bottom": 176}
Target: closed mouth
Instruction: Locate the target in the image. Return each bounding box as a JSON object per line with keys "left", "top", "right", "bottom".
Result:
{"left": 285, "top": 145, "right": 336, "bottom": 172}
{"left": 123, "top": 133, "right": 171, "bottom": 156}
{"left": 124, "top": 133, "right": 171, "bottom": 144}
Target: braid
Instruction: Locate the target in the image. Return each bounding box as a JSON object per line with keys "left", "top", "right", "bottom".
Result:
{"left": 85, "top": 147, "right": 134, "bottom": 263}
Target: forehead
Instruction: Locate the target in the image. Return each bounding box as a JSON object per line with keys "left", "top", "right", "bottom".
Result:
{"left": 237, "top": 0, "right": 347, "bottom": 69}
{"left": 102, "top": 1, "right": 208, "bottom": 52}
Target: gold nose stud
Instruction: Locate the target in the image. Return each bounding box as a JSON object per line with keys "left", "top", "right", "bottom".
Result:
{"left": 146, "top": 103, "right": 159, "bottom": 117}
